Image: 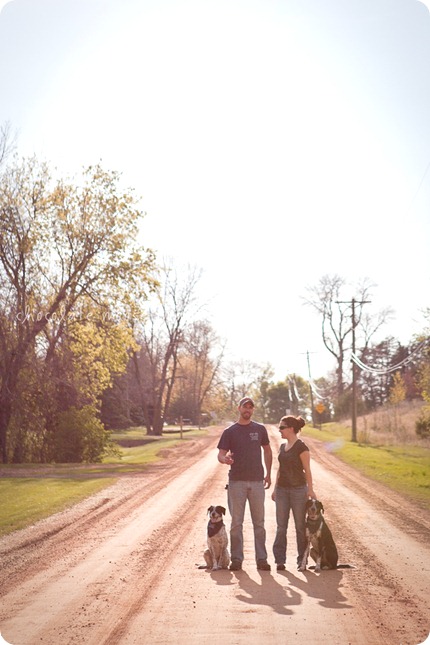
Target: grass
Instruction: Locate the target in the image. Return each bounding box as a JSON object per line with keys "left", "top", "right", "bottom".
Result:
{"left": 0, "top": 426, "right": 207, "bottom": 537}
{"left": 0, "top": 477, "right": 116, "bottom": 536}
{"left": 304, "top": 422, "right": 430, "bottom": 509}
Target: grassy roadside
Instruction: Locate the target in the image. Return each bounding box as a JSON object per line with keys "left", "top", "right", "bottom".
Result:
{"left": 0, "top": 427, "right": 205, "bottom": 537}
{"left": 304, "top": 423, "right": 430, "bottom": 509}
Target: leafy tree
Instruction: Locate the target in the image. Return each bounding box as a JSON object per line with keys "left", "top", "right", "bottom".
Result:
{"left": 266, "top": 382, "right": 292, "bottom": 423}
{"left": 0, "top": 157, "right": 157, "bottom": 462}
{"left": 415, "top": 314, "right": 430, "bottom": 437}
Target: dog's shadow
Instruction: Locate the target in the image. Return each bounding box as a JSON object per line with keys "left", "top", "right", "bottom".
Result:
{"left": 208, "top": 570, "right": 236, "bottom": 586}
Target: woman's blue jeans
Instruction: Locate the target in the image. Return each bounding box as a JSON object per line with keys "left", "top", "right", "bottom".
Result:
{"left": 227, "top": 480, "right": 267, "bottom": 563}
{"left": 272, "top": 485, "right": 308, "bottom": 565}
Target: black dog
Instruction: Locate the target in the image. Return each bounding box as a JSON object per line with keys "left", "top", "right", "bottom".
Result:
{"left": 299, "top": 499, "right": 338, "bottom": 572}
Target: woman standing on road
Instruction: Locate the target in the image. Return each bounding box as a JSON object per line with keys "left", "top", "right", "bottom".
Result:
{"left": 272, "top": 415, "right": 316, "bottom": 571}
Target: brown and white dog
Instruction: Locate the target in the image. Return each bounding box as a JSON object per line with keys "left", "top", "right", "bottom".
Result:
{"left": 203, "top": 505, "right": 230, "bottom": 571}
{"left": 298, "top": 499, "right": 339, "bottom": 572}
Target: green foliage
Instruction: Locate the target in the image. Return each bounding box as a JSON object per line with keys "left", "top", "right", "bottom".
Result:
{"left": 0, "top": 156, "right": 158, "bottom": 463}
{"left": 265, "top": 375, "right": 311, "bottom": 422}
{"left": 416, "top": 407, "right": 430, "bottom": 438}
{"left": 69, "top": 317, "right": 136, "bottom": 405}
{"left": 55, "top": 405, "right": 113, "bottom": 463}
{"left": 417, "top": 361, "right": 430, "bottom": 404}
{"left": 389, "top": 371, "right": 406, "bottom": 405}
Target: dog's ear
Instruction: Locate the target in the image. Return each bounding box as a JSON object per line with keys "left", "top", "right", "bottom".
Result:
{"left": 318, "top": 501, "right": 324, "bottom": 513}
{"left": 219, "top": 506, "right": 226, "bottom": 515}
{"left": 207, "top": 506, "right": 214, "bottom": 514}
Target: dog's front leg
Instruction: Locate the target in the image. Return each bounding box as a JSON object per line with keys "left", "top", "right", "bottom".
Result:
{"left": 298, "top": 542, "right": 309, "bottom": 572}
{"left": 204, "top": 548, "right": 213, "bottom": 569}
{"left": 211, "top": 549, "right": 221, "bottom": 570}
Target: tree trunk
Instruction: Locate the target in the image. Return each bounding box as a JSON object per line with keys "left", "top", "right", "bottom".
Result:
{"left": 0, "top": 397, "right": 12, "bottom": 463}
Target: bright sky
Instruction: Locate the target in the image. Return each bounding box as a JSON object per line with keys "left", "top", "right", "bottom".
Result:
{"left": 1, "top": 0, "right": 429, "bottom": 381}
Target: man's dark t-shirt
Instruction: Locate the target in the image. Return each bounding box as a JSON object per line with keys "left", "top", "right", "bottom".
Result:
{"left": 217, "top": 421, "right": 269, "bottom": 481}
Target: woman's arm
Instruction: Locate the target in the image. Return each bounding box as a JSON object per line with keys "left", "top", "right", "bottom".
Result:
{"left": 300, "top": 450, "right": 316, "bottom": 499}
{"left": 263, "top": 443, "right": 272, "bottom": 489}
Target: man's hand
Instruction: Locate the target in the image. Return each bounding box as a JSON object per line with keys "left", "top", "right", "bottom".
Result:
{"left": 218, "top": 450, "right": 234, "bottom": 465}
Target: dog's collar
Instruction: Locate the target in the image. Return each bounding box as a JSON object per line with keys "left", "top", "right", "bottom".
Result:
{"left": 208, "top": 520, "right": 224, "bottom": 537}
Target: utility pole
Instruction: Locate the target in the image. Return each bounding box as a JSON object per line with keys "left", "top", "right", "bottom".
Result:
{"left": 301, "top": 351, "right": 317, "bottom": 427}
{"left": 337, "top": 297, "right": 370, "bottom": 442}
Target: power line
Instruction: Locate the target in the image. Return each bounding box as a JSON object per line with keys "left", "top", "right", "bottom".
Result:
{"left": 351, "top": 339, "right": 428, "bottom": 375}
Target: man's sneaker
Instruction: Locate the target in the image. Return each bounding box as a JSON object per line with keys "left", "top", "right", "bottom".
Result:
{"left": 257, "top": 559, "right": 271, "bottom": 571}
{"left": 229, "top": 559, "right": 242, "bottom": 571}
{"left": 276, "top": 564, "right": 286, "bottom": 571}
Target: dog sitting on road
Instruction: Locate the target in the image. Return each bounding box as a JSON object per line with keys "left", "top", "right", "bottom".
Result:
{"left": 298, "top": 499, "right": 338, "bottom": 572}
{"left": 203, "top": 505, "right": 230, "bottom": 571}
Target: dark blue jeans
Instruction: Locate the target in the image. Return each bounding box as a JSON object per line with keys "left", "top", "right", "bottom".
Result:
{"left": 272, "top": 485, "right": 308, "bottom": 566}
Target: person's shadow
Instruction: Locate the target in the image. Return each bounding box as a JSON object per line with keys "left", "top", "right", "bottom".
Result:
{"left": 228, "top": 570, "right": 300, "bottom": 615}
{"left": 222, "top": 568, "right": 352, "bottom": 615}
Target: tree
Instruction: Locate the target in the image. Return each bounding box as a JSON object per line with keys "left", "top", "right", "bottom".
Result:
{"left": 389, "top": 371, "right": 406, "bottom": 406}
{"left": 132, "top": 262, "right": 203, "bottom": 435}
{"left": 0, "top": 157, "right": 157, "bottom": 462}
{"left": 55, "top": 405, "right": 112, "bottom": 463}
{"left": 359, "top": 338, "right": 401, "bottom": 410}
{"left": 179, "top": 320, "right": 225, "bottom": 426}
{"left": 252, "top": 363, "right": 275, "bottom": 422}
{"left": 304, "top": 274, "right": 393, "bottom": 397}
{"left": 0, "top": 121, "right": 16, "bottom": 170}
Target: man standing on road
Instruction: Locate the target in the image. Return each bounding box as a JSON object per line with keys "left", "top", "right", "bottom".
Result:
{"left": 217, "top": 397, "right": 272, "bottom": 571}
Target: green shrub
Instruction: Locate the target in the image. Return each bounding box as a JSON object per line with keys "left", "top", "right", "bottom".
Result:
{"left": 55, "top": 405, "right": 112, "bottom": 462}
{"left": 415, "top": 406, "right": 430, "bottom": 438}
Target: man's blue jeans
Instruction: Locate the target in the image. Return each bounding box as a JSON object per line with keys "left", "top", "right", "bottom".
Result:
{"left": 227, "top": 480, "right": 267, "bottom": 563}
{"left": 272, "top": 485, "right": 308, "bottom": 565}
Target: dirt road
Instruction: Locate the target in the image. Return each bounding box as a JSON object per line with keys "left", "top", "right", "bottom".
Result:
{"left": 0, "top": 425, "right": 429, "bottom": 645}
